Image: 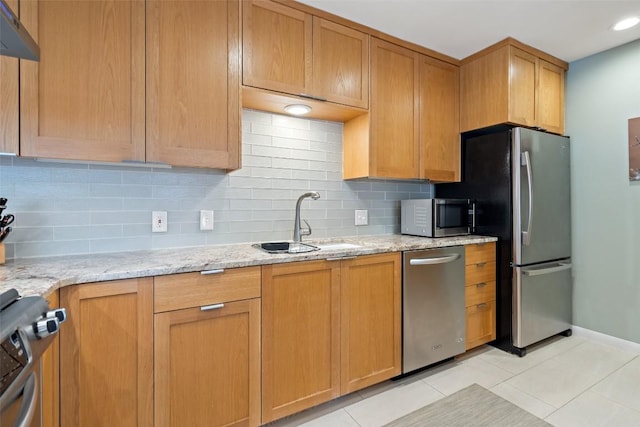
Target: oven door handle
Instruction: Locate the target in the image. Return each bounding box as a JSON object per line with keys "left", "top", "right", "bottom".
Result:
{"left": 14, "top": 372, "right": 38, "bottom": 427}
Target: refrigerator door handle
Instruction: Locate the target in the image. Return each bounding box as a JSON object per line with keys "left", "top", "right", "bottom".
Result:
{"left": 522, "top": 262, "right": 572, "bottom": 277}
{"left": 521, "top": 151, "right": 533, "bottom": 246}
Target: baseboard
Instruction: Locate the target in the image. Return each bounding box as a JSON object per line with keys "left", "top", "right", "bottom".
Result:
{"left": 571, "top": 325, "right": 640, "bottom": 354}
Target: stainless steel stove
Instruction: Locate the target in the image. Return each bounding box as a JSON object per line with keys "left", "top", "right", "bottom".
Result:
{"left": 0, "top": 289, "right": 66, "bottom": 426}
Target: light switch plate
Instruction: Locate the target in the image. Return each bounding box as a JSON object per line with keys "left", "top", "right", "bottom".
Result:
{"left": 200, "top": 210, "right": 214, "bottom": 231}
{"left": 355, "top": 209, "right": 368, "bottom": 226}
{"left": 152, "top": 211, "right": 168, "bottom": 233}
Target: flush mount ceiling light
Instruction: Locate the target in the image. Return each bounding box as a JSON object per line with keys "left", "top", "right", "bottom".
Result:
{"left": 283, "top": 104, "right": 312, "bottom": 115}
{"left": 612, "top": 16, "right": 640, "bottom": 31}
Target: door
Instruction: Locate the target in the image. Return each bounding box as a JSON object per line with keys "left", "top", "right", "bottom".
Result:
{"left": 513, "top": 128, "right": 571, "bottom": 265}
{"left": 513, "top": 260, "right": 572, "bottom": 348}
{"left": 0, "top": 0, "right": 18, "bottom": 155}
{"left": 154, "top": 299, "right": 261, "bottom": 427}
{"left": 20, "top": 0, "right": 145, "bottom": 162}
{"left": 261, "top": 260, "right": 341, "bottom": 423}
{"left": 340, "top": 253, "right": 401, "bottom": 394}
{"left": 146, "top": 0, "right": 240, "bottom": 169}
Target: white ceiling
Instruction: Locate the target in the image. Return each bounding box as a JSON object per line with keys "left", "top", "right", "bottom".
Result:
{"left": 297, "top": 0, "right": 640, "bottom": 63}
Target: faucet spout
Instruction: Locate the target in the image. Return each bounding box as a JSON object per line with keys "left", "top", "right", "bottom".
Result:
{"left": 293, "top": 192, "right": 320, "bottom": 242}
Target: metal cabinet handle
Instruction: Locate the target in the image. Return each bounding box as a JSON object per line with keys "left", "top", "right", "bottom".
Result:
{"left": 409, "top": 254, "right": 461, "bottom": 265}
{"left": 476, "top": 262, "right": 486, "bottom": 267}
{"left": 476, "top": 282, "right": 487, "bottom": 288}
{"left": 201, "top": 303, "right": 225, "bottom": 311}
{"left": 476, "top": 303, "right": 488, "bottom": 309}
{"left": 201, "top": 269, "right": 224, "bottom": 275}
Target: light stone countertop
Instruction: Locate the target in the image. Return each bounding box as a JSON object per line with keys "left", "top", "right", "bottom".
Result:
{"left": 0, "top": 234, "right": 497, "bottom": 297}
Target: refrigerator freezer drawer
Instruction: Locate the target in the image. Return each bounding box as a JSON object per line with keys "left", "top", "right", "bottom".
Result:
{"left": 513, "top": 260, "right": 572, "bottom": 348}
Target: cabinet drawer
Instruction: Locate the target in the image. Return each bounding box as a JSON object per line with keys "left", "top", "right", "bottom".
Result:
{"left": 465, "top": 242, "right": 496, "bottom": 265}
{"left": 465, "top": 281, "right": 496, "bottom": 307}
{"left": 154, "top": 266, "right": 261, "bottom": 313}
{"left": 466, "top": 300, "right": 496, "bottom": 350}
{"left": 465, "top": 261, "right": 496, "bottom": 285}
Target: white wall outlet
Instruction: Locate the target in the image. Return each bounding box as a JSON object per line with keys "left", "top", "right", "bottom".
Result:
{"left": 355, "top": 209, "right": 368, "bottom": 226}
{"left": 200, "top": 210, "right": 214, "bottom": 231}
{"left": 152, "top": 211, "right": 168, "bottom": 233}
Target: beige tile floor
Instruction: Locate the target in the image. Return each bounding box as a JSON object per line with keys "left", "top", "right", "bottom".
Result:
{"left": 267, "top": 331, "right": 640, "bottom": 426}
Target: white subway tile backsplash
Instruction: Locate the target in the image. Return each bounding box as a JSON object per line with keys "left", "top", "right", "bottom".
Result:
{"left": 0, "top": 109, "right": 432, "bottom": 259}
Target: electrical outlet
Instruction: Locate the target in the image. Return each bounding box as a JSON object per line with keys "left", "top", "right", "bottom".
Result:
{"left": 355, "top": 209, "right": 368, "bottom": 226}
{"left": 200, "top": 210, "right": 214, "bottom": 231}
{"left": 152, "top": 211, "right": 168, "bottom": 233}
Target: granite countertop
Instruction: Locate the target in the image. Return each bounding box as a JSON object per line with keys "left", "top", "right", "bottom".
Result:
{"left": 0, "top": 234, "right": 497, "bottom": 297}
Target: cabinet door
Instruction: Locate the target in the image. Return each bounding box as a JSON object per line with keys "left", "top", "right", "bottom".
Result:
{"left": 261, "top": 260, "right": 341, "bottom": 423}
{"left": 466, "top": 301, "right": 496, "bottom": 350}
{"left": 419, "top": 56, "right": 460, "bottom": 182}
{"left": 0, "top": 0, "right": 18, "bottom": 155}
{"left": 312, "top": 17, "right": 369, "bottom": 108}
{"left": 60, "top": 279, "right": 153, "bottom": 427}
{"left": 370, "top": 38, "right": 420, "bottom": 178}
{"left": 537, "top": 59, "right": 565, "bottom": 135}
{"left": 155, "top": 299, "right": 261, "bottom": 427}
{"left": 509, "top": 47, "right": 537, "bottom": 128}
{"left": 340, "top": 253, "right": 401, "bottom": 394}
{"left": 20, "top": 0, "right": 145, "bottom": 162}
{"left": 242, "top": 0, "right": 312, "bottom": 95}
{"left": 146, "top": 0, "right": 240, "bottom": 169}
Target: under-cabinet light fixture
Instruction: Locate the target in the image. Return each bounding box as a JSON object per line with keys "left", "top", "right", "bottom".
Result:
{"left": 284, "top": 104, "right": 312, "bottom": 115}
{"left": 612, "top": 16, "right": 639, "bottom": 31}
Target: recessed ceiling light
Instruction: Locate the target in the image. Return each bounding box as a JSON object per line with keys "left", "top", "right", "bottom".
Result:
{"left": 283, "top": 104, "right": 312, "bottom": 115}
{"left": 613, "top": 16, "right": 640, "bottom": 31}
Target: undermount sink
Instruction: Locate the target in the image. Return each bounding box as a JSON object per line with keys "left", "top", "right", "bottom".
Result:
{"left": 253, "top": 242, "right": 319, "bottom": 254}
{"left": 253, "top": 241, "right": 362, "bottom": 254}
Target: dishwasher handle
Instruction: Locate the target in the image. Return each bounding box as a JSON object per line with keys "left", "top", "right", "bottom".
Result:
{"left": 409, "top": 253, "right": 461, "bottom": 265}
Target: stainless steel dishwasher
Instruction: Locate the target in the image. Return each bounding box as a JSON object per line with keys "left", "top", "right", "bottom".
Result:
{"left": 403, "top": 246, "right": 465, "bottom": 373}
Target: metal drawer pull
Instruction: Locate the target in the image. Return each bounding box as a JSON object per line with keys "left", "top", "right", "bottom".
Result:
{"left": 522, "top": 262, "right": 572, "bottom": 277}
{"left": 201, "top": 269, "right": 224, "bottom": 275}
{"left": 201, "top": 303, "right": 225, "bottom": 311}
{"left": 476, "top": 303, "right": 488, "bottom": 309}
{"left": 476, "top": 262, "right": 487, "bottom": 267}
{"left": 476, "top": 282, "right": 487, "bottom": 288}
{"left": 325, "top": 256, "right": 357, "bottom": 261}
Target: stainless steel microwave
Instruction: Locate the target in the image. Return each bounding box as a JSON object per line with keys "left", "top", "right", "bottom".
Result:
{"left": 401, "top": 199, "right": 474, "bottom": 237}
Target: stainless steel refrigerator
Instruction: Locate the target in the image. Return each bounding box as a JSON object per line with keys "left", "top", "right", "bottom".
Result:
{"left": 437, "top": 126, "right": 572, "bottom": 356}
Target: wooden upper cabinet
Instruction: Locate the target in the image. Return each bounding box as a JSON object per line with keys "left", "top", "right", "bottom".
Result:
{"left": 19, "top": 0, "right": 145, "bottom": 162}
{"left": 243, "top": 0, "right": 312, "bottom": 95}
{"left": 146, "top": 0, "right": 240, "bottom": 169}
{"left": 242, "top": 0, "right": 368, "bottom": 109}
{"left": 460, "top": 39, "right": 567, "bottom": 135}
{"left": 419, "top": 56, "right": 460, "bottom": 182}
{"left": 312, "top": 17, "right": 369, "bottom": 108}
{"left": 0, "top": 0, "right": 19, "bottom": 155}
{"left": 369, "top": 37, "right": 419, "bottom": 178}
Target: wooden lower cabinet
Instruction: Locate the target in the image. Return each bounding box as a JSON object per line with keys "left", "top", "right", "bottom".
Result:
{"left": 464, "top": 243, "right": 497, "bottom": 350}
{"left": 59, "top": 278, "right": 153, "bottom": 427}
{"left": 42, "top": 290, "right": 60, "bottom": 427}
{"left": 261, "top": 253, "right": 401, "bottom": 423}
{"left": 154, "top": 298, "right": 261, "bottom": 427}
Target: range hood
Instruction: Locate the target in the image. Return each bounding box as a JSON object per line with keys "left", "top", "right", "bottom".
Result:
{"left": 0, "top": 0, "right": 39, "bottom": 61}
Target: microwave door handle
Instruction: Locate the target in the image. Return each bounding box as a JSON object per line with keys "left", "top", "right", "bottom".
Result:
{"left": 14, "top": 372, "right": 38, "bottom": 427}
{"left": 409, "top": 254, "right": 461, "bottom": 265}
{"left": 521, "top": 151, "right": 533, "bottom": 246}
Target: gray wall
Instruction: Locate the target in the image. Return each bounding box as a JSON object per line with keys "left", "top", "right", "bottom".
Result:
{"left": 0, "top": 109, "right": 431, "bottom": 259}
{"left": 566, "top": 39, "right": 640, "bottom": 343}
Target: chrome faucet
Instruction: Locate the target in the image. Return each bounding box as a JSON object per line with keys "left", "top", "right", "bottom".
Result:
{"left": 293, "top": 191, "right": 320, "bottom": 242}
